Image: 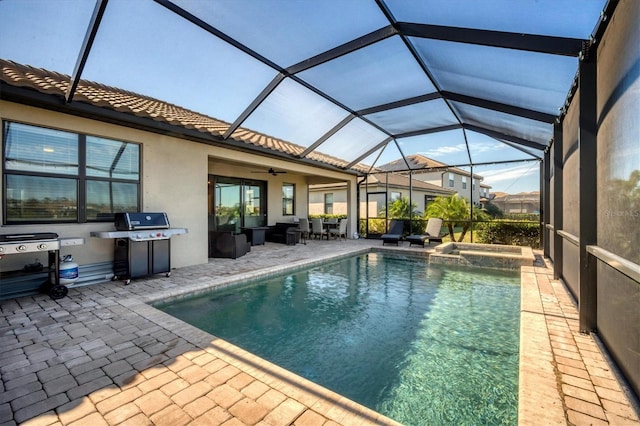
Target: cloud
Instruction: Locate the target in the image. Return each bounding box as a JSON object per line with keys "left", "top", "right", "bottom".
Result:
{"left": 481, "top": 163, "right": 540, "bottom": 193}
{"left": 418, "top": 143, "right": 467, "bottom": 157}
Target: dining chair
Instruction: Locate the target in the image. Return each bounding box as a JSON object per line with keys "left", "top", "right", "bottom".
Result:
{"left": 311, "top": 218, "right": 327, "bottom": 240}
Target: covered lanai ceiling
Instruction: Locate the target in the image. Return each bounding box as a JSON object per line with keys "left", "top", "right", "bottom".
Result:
{"left": 0, "top": 0, "right": 612, "bottom": 177}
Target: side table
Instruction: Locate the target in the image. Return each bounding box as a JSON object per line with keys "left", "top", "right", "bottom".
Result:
{"left": 241, "top": 227, "right": 269, "bottom": 246}
{"left": 286, "top": 229, "right": 301, "bottom": 246}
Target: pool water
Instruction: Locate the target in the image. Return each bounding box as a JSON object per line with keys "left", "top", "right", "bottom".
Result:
{"left": 156, "top": 253, "right": 520, "bottom": 425}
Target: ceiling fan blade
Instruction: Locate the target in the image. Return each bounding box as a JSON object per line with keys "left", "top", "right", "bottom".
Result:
{"left": 250, "top": 168, "right": 287, "bottom": 175}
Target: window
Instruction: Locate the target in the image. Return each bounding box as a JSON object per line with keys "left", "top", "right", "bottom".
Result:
{"left": 391, "top": 191, "right": 401, "bottom": 201}
{"left": 425, "top": 194, "right": 436, "bottom": 209}
{"left": 3, "top": 121, "right": 140, "bottom": 223}
{"left": 472, "top": 179, "right": 476, "bottom": 190}
{"left": 448, "top": 173, "right": 455, "bottom": 187}
{"left": 462, "top": 176, "right": 467, "bottom": 189}
{"left": 282, "top": 183, "right": 295, "bottom": 215}
{"left": 324, "top": 193, "right": 333, "bottom": 214}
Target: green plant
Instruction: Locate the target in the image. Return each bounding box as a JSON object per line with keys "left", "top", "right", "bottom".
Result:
{"left": 379, "top": 196, "right": 421, "bottom": 219}
{"left": 503, "top": 213, "right": 539, "bottom": 221}
{"left": 359, "top": 218, "right": 387, "bottom": 236}
{"left": 477, "top": 220, "right": 540, "bottom": 247}
{"left": 425, "top": 195, "right": 488, "bottom": 242}
{"left": 483, "top": 202, "right": 504, "bottom": 219}
{"left": 309, "top": 214, "right": 347, "bottom": 221}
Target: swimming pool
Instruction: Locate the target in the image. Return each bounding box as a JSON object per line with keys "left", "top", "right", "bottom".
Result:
{"left": 156, "top": 253, "right": 520, "bottom": 425}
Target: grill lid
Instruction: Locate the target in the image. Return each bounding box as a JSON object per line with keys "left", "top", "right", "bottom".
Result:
{"left": 114, "top": 212, "right": 170, "bottom": 230}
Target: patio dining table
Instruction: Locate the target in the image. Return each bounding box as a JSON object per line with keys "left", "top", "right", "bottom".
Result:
{"left": 323, "top": 221, "right": 337, "bottom": 240}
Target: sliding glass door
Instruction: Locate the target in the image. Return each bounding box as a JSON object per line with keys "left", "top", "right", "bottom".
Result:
{"left": 208, "top": 176, "right": 266, "bottom": 233}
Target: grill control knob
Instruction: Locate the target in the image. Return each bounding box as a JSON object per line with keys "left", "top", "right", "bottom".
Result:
{"left": 0, "top": 247, "right": 4, "bottom": 254}
{"left": 162, "top": 232, "right": 168, "bottom": 238}
{"left": 136, "top": 234, "right": 142, "bottom": 240}
{"left": 37, "top": 243, "right": 48, "bottom": 250}
{"left": 17, "top": 245, "right": 27, "bottom": 252}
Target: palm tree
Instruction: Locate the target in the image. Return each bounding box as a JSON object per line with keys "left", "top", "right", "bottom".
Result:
{"left": 425, "top": 194, "right": 485, "bottom": 241}
{"left": 380, "top": 196, "right": 421, "bottom": 219}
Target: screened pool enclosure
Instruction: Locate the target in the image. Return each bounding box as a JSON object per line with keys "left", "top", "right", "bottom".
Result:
{"left": 1, "top": 0, "right": 638, "bottom": 402}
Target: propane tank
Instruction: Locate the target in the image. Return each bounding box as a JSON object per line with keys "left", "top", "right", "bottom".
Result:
{"left": 59, "top": 254, "right": 79, "bottom": 285}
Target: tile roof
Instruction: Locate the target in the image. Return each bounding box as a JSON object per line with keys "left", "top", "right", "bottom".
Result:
{"left": 0, "top": 59, "right": 367, "bottom": 173}
{"left": 378, "top": 154, "right": 484, "bottom": 179}
{"left": 366, "top": 172, "right": 455, "bottom": 194}
{"left": 492, "top": 191, "right": 540, "bottom": 202}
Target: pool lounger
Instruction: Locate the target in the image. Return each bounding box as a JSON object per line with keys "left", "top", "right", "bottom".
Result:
{"left": 406, "top": 234, "right": 442, "bottom": 247}
{"left": 381, "top": 220, "right": 404, "bottom": 245}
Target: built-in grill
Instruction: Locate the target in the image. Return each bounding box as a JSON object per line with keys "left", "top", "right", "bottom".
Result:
{"left": 90, "top": 212, "right": 187, "bottom": 284}
{"left": 0, "top": 232, "right": 67, "bottom": 299}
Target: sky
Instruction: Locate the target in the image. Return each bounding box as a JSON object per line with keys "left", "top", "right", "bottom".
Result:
{"left": 0, "top": 0, "right": 607, "bottom": 195}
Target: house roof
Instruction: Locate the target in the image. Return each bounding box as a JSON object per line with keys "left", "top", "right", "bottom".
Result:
{"left": 0, "top": 59, "right": 368, "bottom": 174}
{"left": 492, "top": 191, "right": 541, "bottom": 202}
{"left": 365, "top": 172, "right": 454, "bottom": 195}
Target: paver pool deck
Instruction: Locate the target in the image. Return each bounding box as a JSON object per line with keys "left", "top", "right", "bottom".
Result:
{"left": 1, "top": 239, "right": 638, "bottom": 425}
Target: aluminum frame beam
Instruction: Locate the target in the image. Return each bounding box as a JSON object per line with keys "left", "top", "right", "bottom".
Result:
{"left": 463, "top": 124, "right": 547, "bottom": 150}
{"left": 442, "top": 91, "right": 557, "bottom": 123}
{"left": 397, "top": 22, "right": 585, "bottom": 56}
{"left": 286, "top": 26, "right": 397, "bottom": 74}
{"left": 65, "top": 0, "right": 108, "bottom": 103}
{"left": 578, "top": 47, "right": 598, "bottom": 333}
{"left": 553, "top": 122, "right": 564, "bottom": 280}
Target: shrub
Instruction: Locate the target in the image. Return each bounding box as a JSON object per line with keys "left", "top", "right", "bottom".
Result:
{"left": 477, "top": 220, "right": 540, "bottom": 247}
{"left": 309, "top": 214, "right": 346, "bottom": 221}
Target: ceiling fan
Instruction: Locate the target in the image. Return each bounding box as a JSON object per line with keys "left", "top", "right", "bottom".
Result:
{"left": 251, "top": 167, "right": 287, "bottom": 176}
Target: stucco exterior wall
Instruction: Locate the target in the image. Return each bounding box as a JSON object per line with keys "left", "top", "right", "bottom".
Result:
{"left": 0, "top": 101, "right": 358, "bottom": 271}
{"left": 411, "top": 170, "right": 482, "bottom": 203}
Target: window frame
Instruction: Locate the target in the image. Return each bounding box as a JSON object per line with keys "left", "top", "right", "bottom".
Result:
{"left": 2, "top": 120, "right": 141, "bottom": 224}
{"left": 282, "top": 182, "right": 295, "bottom": 216}
{"left": 324, "top": 192, "right": 334, "bottom": 215}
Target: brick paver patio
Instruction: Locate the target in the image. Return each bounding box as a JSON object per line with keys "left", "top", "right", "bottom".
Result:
{"left": 1, "top": 239, "right": 638, "bottom": 425}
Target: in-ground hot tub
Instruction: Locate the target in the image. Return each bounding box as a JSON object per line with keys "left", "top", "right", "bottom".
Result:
{"left": 429, "top": 242, "right": 535, "bottom": 270}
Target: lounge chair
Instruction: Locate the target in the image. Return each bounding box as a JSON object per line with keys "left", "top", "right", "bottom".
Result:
{"left": 406, "top": 218, "right": 444, "bottom": 247}
{"left": 329, "top": 218, "right": 348, "bottom": 241}
{"left": 381, "top": 219, "right": 404, "bottom": 245}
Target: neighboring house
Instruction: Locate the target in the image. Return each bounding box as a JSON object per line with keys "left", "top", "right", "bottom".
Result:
{"left": 309, "top": 172, "right": 454, "bottom": 218}
{"left": 492, "top": 191, "right": 541, "bottom": 214}
{"left": 479, "top": 183, "right": 492, "bottom": 200}
{"left": 377, "top": 154, "right": 489, "bottom": 204}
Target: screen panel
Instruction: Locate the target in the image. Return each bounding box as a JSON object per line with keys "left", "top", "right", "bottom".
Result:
{"left": 385, "top": 0, "right": 607, "bottom": 39}
{"left": 82, "top": 0, "right": 277, "bottom": 125}
{"left": 298, "top": 36, "right": 437, "bottom": 111}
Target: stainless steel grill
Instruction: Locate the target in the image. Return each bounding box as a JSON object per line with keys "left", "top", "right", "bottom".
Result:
{"left": 0, "top": 232, "right": 68, "bottom": 299}
{"left": 91, "top": 228, "right": 187, "bottom": 242}
{"left": 114, "top": 212, "right": 170, "bottom": 231}
{"left": 90, "top": 212, "right": 188, "bottom": 284}
{"left": 0, "top": 232, "right": 60, "bottom": 255}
